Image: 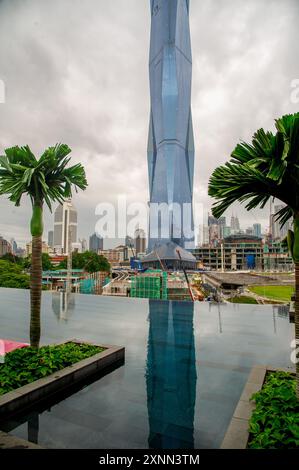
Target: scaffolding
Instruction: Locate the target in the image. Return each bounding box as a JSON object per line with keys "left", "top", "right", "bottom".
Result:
{"left": 79, "top": 271, "right": 109, "bottom": 295}
{"left": 130, "top": 270, "right": 167, "bottom": 300}
{"left": 80, "top": 278, "right": 95, "bottom": 294}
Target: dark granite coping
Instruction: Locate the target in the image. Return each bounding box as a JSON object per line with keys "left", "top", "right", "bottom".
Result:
{"left": 221, "top": 365, "right": 296, "bottom": 449}
{"left": 0, "top": 339, "right": 125, "bottom": 449}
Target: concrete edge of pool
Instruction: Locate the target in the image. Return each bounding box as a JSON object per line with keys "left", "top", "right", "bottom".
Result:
{"left": 221, "top": 365, "right": 296, "bottom": 449}
{"left": 0, "top": 339, "right": 125, "bottom": 426}
{"left": 0, "top": 430, "right": 42, "bottom": 449}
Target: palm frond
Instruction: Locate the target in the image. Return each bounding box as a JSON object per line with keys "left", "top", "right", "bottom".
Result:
{"left": 0, "top": 144, "right": 87, "bottom": 209}
{"left": 208, "top": 112, "right": 299, "bottom": 223}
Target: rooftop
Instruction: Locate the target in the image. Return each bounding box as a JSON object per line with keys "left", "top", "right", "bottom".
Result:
{"left": 142, "top": 241, "right": 196, "bottom": 263}
{"left": 0, "top": 288, "right": 294, "bottom": 449}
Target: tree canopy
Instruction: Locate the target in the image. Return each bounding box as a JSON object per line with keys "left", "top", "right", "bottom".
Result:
{"left": 58, "top": 251, "right": 110, "bottom": 273}
{"left": 0, "top": 260, "right": 30, "bottom": 289}
{"left": 23, "top": 253, "right": 54, "bottom": 271}
{"left": 208, "top": 112, "right": 299, "bottom": 228}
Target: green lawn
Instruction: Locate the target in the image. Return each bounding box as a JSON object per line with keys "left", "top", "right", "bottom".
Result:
{"left": 228, "top": 296, "right": 258, "bottom": 304}
{"left": 248, "top": 285, "right": 294, "bottom": 302}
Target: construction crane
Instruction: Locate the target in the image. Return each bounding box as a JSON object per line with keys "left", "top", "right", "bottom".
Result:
{"left": 176, "top": 249, "right": 195, "bottom": 301}
{"left": 154, "top": 249, "right": 167, "bottom": 271}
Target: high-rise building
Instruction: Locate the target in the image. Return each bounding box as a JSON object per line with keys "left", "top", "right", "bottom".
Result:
{"left": 10, "top": 238, "right": 17, "bottom": 255}
{"left": 26, "top": 241, "right": 51, "bottom": 256}
{"left": 125, "top": 235, "right": 135, "bottom": 259}
{"left": 147, "top": 0, "right": 195, "bottom": 251}
{"left": 202, "top": 225, "right": 209, "bottom": 246}
{"left": 209, "top": 224, "right": 220, "bottom": 247}
{"left": 253, "top": 223, "right": 262, "bottom": 238}
{"left": 0, "top": 236, "right": 11, "bottom": 256}
{"left": 230, "top": 214, "right": 240, "bottom": 232}
{"left": 270, "top": 204, "right": 291, "bottom": 241}
{"left": 79, "top": 238, "right": 88, "bottom": 253}
{"left": 135, "top": 229, "right": 146, "bottom": 255}
{"left": 15, "top": 247, "right": 26, "bottom": 258}
{"left": 89, "top": 233, "right": 103, "bottom": 253}
{"left": 208, "top": 215, "right": 218, "bottom": 226}
{"left": 222, "top": 226, "right": 231, "bottom": 239}
{"left": 125, "top": 235, "right": 134, "bottom": 248}
{"left": 53, "top": 200, "right": 77, "bottom": 255}
{"left": 48, "top": 230, "right": 54, "bottom": 248}
{"left": 218, "top": 217, "right": 226, "bottom": 238}
{"left": 207, "top": 215, "right": 226, "bottom": 244}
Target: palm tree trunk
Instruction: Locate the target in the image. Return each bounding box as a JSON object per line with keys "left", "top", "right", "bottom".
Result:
{"left": 30, "top": 235, "right": 42, "bottom": 348}
{"left": 295, "top": 262, "right": 299, "bottom": 399}
{"left": 30, "top": 200, "right": 44, "bottom": 348}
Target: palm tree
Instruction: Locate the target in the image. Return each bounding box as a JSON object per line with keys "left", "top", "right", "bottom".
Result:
{"left": 0, "top": 144, "right": 87, "bottom": 348}
{"left": 208, "top": 112, "right": 299, "bottom": 399}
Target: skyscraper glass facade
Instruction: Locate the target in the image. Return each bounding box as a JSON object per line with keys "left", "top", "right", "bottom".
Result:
{"left": 148, "top": 0, "right": 195, "bottom": 251}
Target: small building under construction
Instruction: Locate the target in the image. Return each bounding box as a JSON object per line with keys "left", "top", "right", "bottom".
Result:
{"left": 130, "top": 270, "right": 168, "bottom": 300}
{"left": 129, "top": 269, "right": 201, "bottom": 301}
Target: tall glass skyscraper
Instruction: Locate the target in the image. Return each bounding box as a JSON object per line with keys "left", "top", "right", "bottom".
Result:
{"left": 53, "top": 199, "right": 77, "bottom": 255}
{"left": 147, "top": 0, "right": 195, "bottom": 252}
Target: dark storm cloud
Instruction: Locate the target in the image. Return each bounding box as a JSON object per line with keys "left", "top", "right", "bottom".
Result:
{"left": 0, "top": 0, "right": 298, "bottom": 245}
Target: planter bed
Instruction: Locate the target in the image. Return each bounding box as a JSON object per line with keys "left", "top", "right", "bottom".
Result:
{"left": 0, "top": 339, "right": 124, "bottom": 419}
{"left": 221, "top": 365, "right": 297, "bottom": 449}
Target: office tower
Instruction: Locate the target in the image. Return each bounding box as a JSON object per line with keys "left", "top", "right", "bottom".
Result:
{"left": 80, "top": 238, "right": 88, "bottom": 253}
{"left": 48, "top": 230, "right": 54, "bottom": 248}
{"left": 125, "top": 235, "right": 134, "bottom": 248}
{"left": 270, "top": 204, "right": 291, "bottom": 241}
{"left": 89, "top": 233, "right": 103, "bottom": 253}
{"left": 275, "top": 204, "right": 291, "bottom": 239}
{"left": 10, "top": 238, "right": 17, "bottom": 255}
{"left": 253, "top": 223, "right": 262, "bottom": 238}
{"left": 230, "top": 214, "right": 240, "bottom": 232}
{"left": 202, "top": 225, "right": 209, "bottom": 246}
{"left": 0, "top": 236, "right": 10, "bottom": 256}
{"left": 208, "top": 215, "right": 218, "bottom": 226}
{"left": 147, "top": 0, "right": 195, "bottom": 251}
{"left": 222, "top": 226, "right": 231, "bottom": 239}
{"left": 53, "top": 199, "right": 77, "bottom": 255}
{"left": 135, "top": 228, "right": 146, "bottom": 255}
{"left": 218, "top": 217, "right": 226, "bottom": 238}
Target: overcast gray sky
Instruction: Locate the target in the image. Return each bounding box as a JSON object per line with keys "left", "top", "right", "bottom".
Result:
{"left": 0, "top": 0, "right": 298, "bottom": 248}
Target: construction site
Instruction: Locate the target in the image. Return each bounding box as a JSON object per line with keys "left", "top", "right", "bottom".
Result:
{"left": 102, "top": 268, "right": 204, "bottom": 301}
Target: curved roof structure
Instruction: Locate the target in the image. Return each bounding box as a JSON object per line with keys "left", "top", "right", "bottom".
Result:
{"left": 142, "top": 241, "right": 196, "bottom": 264}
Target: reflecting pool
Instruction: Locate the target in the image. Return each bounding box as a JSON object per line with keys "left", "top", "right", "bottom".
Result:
{"left": 0, "top": 288, "right": 295, "bottom": 449}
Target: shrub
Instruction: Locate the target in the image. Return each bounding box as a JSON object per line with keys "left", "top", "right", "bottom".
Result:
{"left": 0, "top": 342, "right": 104, "bottom": 395}
{"left": 248, "top": 371, "right": 299, "bottom": 448}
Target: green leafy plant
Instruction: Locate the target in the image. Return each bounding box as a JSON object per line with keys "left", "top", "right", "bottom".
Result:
{"left": 248, "top": 371, "right": 299, "bottom": 449}
{"left": 58, "top": 251, "right": 111, "bottom": 273}
{"left": 0, "top": 260, "right": 30, "bottom": 289}
{"left": 208, "top": 112, "right": 299, "bottom": 398}
{"left": 0, "top": 342, "right": 104, "bottom": 396}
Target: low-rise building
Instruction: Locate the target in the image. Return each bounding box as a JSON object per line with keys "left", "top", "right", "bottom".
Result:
{"left": 192, "top": 235, "right": 293, "bottom": 271}
{"left": 99, "top": 245, "right": 127, "bottom": 266}
{"left": 26, "top": 241, "right": 52, "bottom": 257}
{"left": 0, "top": 236, "right": 11, "bottom": 256}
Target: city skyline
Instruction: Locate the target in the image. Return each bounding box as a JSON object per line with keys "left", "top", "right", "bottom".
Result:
{"left": 0, "top": 0, "right": 298, "bottom": 247}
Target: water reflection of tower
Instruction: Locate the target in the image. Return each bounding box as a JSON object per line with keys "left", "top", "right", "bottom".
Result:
{"left": 52, "top": 292, "right": 75, "bottom": 322}
{"left": 146, "top": 300, "right": 197, "bottom": 449}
